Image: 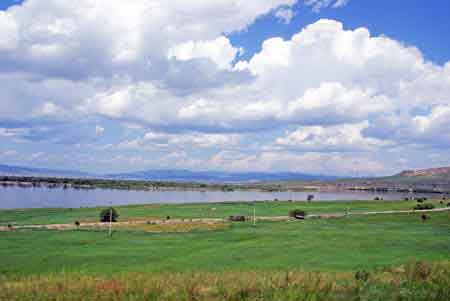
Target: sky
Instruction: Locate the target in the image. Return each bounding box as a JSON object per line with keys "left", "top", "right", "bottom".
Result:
{"left": 0, "top": 0, "right": 449, "bottom": 176}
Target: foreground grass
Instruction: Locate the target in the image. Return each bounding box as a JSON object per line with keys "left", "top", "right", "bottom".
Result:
{"left": 1, "top": 199, "right": 447, "bottom": 226}
{"left": 1, "top": 212, "right": 449, "bottom": 276}
{"left": 1, "top": 261, "right": 449, "bottom": 300}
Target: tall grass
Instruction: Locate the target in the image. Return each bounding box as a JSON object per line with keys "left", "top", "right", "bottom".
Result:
{"left": 1, "top": 261, "right": 449, "bottom": 301}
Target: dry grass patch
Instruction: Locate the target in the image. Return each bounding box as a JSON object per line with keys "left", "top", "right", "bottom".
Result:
{"left": 82, "top": 221, "right": 229, "bottom": 233}
{"left": 1, "top": 262, "right": 449, "bottom": 301}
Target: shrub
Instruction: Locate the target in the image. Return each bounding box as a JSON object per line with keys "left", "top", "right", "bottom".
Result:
{"left": 228, "top": 215, "right": 246, "bottom": 222}
{"left": 447, "top": 202, "right": 450, "bottom": 207}
{"left": 405, "top": 261, "right": 432, "bottom": 281}
{"left": 99, "top": 207, "right": 119, "bottom": 222}
{"left": 289, "top": 209, "right": 307, "bottom": 219}
{"left": 421, "top": 214, "right": 429, "bottom": 222}
{"left": 355, "top": 270, "right": 370, "bottom": 282}
{"left": 414, "top": 203, "right": 435, "bottom": 210}
{"left": 74, "top": 220, "right": 80, "bottom": 228}
{"left": 416, "top": 197, "right": 428, "bottom": 203}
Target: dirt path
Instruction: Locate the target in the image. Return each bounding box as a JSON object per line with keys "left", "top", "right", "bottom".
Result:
{"left": 0, "top": 218, "right": 224, "bottom": 231}
{"left": 263, "top": 207, "right": 450, "bottom": 221}
{"left": 1, "top": 207, "right": 449, "bottom": 231}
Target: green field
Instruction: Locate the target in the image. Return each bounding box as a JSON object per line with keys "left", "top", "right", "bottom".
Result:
{"left": 0, "top": 199, "right": 442, "bottom": 226}
{"left": 0, "top": 200, "right": 449, "bottom": 300}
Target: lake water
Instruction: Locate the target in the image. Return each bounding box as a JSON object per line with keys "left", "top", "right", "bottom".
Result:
{"left": 0, "top": 186, "right": 443, "bottom": 209}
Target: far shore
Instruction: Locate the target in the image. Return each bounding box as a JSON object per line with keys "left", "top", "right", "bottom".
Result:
{"left": 2, "top": 174, "right": 450, "bottom": 194}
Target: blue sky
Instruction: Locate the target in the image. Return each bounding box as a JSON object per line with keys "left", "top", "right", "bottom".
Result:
{"left": 230, "top": 0, "right": 450, "bottom": 65}
{"left": 0, "top": 0, "right": 449, "bottom": 176}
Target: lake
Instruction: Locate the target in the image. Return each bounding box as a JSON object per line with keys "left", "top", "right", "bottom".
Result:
{"left": 0, "top": 186, "right": 443, "bottom": 209}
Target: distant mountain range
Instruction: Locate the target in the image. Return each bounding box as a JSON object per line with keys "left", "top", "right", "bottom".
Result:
{"left": 2, "top": 163, "right": 449, "bottom": 183}
{"left": 0, "top": 164, "right": 93, "bottom": 178}
{"left": 0, "top": 164, "right": 336, "bottom": 183}
{"left": 105, "top": 169, "right": 337, "bottom": 183}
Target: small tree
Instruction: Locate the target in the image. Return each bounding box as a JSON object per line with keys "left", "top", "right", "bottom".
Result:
{"left": 74, "top": 220, "right": 80, "bottom": 229}
{"left": 100, "top": 207, "right": 119, "bottom": 223}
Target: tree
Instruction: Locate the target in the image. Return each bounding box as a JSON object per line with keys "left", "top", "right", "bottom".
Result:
{"left": 100, "top": 207, "right": 119, "bottom": 223}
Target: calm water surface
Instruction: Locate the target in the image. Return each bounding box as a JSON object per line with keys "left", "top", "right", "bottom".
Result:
{"left": 0, "top": 186, "right": 442, "bottom": 209}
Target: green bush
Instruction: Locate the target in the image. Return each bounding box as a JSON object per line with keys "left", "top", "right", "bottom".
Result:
{"left": 355, "top": 270, "right": 370, "bottom": 282}
{"left": 414, "top": 203, "right": 435, "bottom": 210}
{"left": 416, "top": 197, "right": 428, "bottom": 203}
{"left": 228, "top": 215, "right": 246, "bottom": 222}
{"left": 289, "top": 209, "right": 307, "bottom": 219}
{"left": 99, "top": 207, "right": 119, "bottom": 222}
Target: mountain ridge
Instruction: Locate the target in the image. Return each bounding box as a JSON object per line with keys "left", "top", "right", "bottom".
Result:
{"left": 396, "top": 166, "right": 450, "bottom": 179}
{"left": 0, "top": 164, "right": 336, "bottom": 183}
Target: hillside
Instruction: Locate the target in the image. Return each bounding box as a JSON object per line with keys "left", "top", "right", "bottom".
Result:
{"left": 397, "top": 166, "right": 450, "bottom": 179}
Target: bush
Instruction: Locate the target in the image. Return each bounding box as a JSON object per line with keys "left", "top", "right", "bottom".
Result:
{"left": 74, "top": 220, "right": 80, "bottom": 228}
{"left": 355, "top": 270, "right": 370, "bottom": 282}
{"left": 289, "top": 209, "right": 307, "bottom": 219}
{"left": 228, "top": 215, "right": 246, "bottom": 222}
{"left": 99, "top": 207, "right": 119, "bottom": 222}
{"left": 414, "top": 203, "right": 435, "bottom": 210}
{"left": 416, "top": 197, "right": 428, "bottom": 203}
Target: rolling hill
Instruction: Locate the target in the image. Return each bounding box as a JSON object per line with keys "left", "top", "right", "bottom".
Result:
{"left": 397, "top": 166, "right": 450, "bottom": 179}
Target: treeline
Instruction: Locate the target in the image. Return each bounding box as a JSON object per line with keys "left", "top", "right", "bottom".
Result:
{"left": 0, "top": 175, "right": 283, "bottom": 192}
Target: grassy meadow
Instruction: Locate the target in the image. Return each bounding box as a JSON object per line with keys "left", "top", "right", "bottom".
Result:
{"left": 0, "top": 199, "right": 449, "bottom": 300}
{"left": 0, "top": 198, "right": 443, "bottom": 226}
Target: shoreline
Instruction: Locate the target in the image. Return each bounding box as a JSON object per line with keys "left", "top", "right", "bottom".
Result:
{"left": 2, "top": 175, "right": 450, "bottom": 194}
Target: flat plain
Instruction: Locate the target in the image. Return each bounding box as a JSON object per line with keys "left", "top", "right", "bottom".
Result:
{"left": 0, "top": 199, "right": 449, "bottom": 300}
